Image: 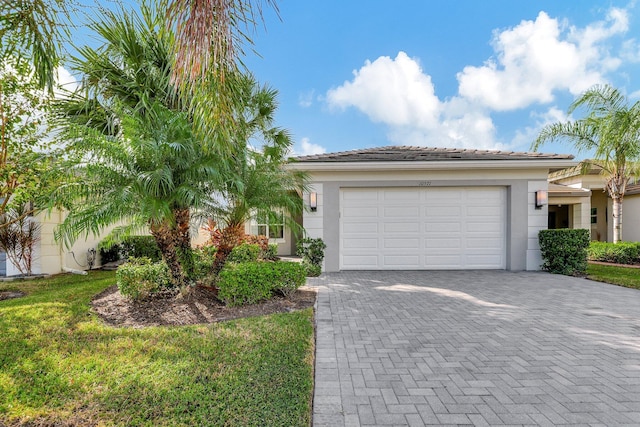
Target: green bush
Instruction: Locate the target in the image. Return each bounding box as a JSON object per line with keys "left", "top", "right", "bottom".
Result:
{"left": 116, "top": 257, "right": 171, "bottom": 300}
{"left": 217, "top": 261, "right": 307, "bottom": 306}
{"left": 120, "top": 236, "right": 162, "bottom": 261}
{"left": 227, "top": 243, "right": 261, "bottom": 264}
{"left": 296, "top": 238, "right": 326, "bottom": 274}
{"left": 192, "top": 246, "right": 217, "bottom": 279}
{"left": 539, "top": 229, "right": 590, "bottom": 275}
{"left": 262, "top": 243, "right": 279, "bottom": 261}
{"left": 99, "top": 245, "right": 121, "bottom": 264}
{"left": 301, "top": 261, "right": 321, "bottom": 277}
{"left": 588, "top": 241, "right": 640, "bottom": 265}
{"left": 271, "top": 262, "right": 307, "bottom": 297}
{"left": 217, "top": 262, "right": 275, "bottom": 307}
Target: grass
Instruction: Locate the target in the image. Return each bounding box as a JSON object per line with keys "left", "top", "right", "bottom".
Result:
{"left": 0, "top": 271, "right": 314, "bottom": 426}
{"left": 587, "top": 263, "right": 640, "bottom": 290}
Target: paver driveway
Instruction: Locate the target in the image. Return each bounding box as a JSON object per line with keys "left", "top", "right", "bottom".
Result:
{"left": 309, "top": 271, "right": 640, "bottom": 426}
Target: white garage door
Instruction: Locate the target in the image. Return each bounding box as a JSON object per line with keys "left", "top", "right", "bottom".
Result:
{"left": 340, "top": 187, "right": 506, "bottom": 270}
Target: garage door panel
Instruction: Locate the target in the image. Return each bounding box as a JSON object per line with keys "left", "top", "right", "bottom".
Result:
{"left": 343, "top": 238, "right": 379, "bottom": 249}
{"left": 425, "top": 238, "right": 462, "bottom": 249}
{"left": 384, "top": 206, "right": 420, "bottom": 217}
{"left": 384, "top": 255, "right": 420, "bottom": 267}
{"left": 342, "top": 222, "right": 379, "bottom": 233}
{"left": 384, "top": 238, "right": 420, "bottom": 249}
{"left": 340, "top": 187, "right": 505, "bottom": 270}
{"left": 384, "top": 222, "right": 419, "bottom": 233}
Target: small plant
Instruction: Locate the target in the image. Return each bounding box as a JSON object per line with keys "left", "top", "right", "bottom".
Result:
{"left": 262, "top": 243, "right": 278, "bottom": 261}
{"left": 116, "top": 257, "right": 171, "bottom": 300}
{"left": 296, "top": 238, "right": 326, "bottom": 275}
{"left": 539, "top": 229, "right": 589, "bottom": 275}
{"left": 120, "top": 236, "right": 162, "bottom": 261}
{"left": 301, "top": 262, "right": 321, "bottom": 277}
{"left": 227, "top": 243, "right": 261, "bottom": 264}
{"left": 192, "top": 246, "right": 217, "bottom": 280}
{"left": 99, "top": 244, "right": 121, "bottom": 264}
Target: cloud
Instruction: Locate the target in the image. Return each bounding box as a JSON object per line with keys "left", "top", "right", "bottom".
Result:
{"left": 510, "top": 107, "right": 570, "bottom": 149}
{"left": 458, "top": 9, "right": 628, "bottom": 111}
{"left": 327, "top": 52, "right": 440, "bottom": 129}
{"left": 55, "top": 66, "right": 79, "bottom": 98}
{"left": 292, "top": 138, "right": 326, "bottom": 156}
{"left": 298, "top": 89, "right": 315, "bottom": 107}
{"left": 324, "top": 7, "right": 632, "bottom": 151}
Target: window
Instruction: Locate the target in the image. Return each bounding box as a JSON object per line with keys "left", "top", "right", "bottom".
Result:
{"left": 252, "top": 211, "right": 284, "bottom": 240}
{"left": 591, "top": 207, "right": 597, "bottom": 224}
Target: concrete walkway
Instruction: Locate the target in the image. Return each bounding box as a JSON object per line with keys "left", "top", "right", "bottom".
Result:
{"left": 309, "top": 271, "right": 640, "bottom": 426}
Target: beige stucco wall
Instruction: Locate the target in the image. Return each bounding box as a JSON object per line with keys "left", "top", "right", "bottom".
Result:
{"left": 621, "top": 195, "right": 640, "bottom": 242}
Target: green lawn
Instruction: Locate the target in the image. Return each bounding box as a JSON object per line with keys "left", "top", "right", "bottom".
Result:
{"left": 587, "top": 263, "right": 640, "bottom": 289}
{"left": 0, "top": 271, "right": 314, "bottom": 426}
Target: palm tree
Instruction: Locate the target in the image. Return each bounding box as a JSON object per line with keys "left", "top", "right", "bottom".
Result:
{"left": 0, "top": 0, "right": 68, "bottom": 92}
{"left": 53, "top": 2, "right": 219, "bottom": 286}
{"left": 202, "top": 75, "right": 306, "bottom": 272}
{"left": 532, "top": 84, "right": 640, "bottom": 243}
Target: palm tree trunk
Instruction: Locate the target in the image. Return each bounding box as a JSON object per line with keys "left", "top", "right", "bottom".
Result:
{"left": 612, "top": 196, "right": 623, "bottom": 243}
{"left": 211, "top": 223, "right": 245, "bottom": 275}
{"left": 150, "top": 221, "right": 187, "bottom": 287}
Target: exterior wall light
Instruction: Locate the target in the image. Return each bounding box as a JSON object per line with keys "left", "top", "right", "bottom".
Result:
{"left": 535, "top": 190, "right": 548, "bottom": 209}
{"left": 309, "top": 192, "right": 317, "bottom": 211}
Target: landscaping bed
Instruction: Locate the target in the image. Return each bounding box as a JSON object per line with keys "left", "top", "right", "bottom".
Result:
{"left": 92, "top": 283, "right": 316, "bottom": 328}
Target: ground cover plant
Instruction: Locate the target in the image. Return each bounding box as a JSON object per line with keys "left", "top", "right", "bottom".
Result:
{"left": 587, "top": 263, "right": 640, "bottom": 290}
{"left": 0, "top": 271, "right": 314, "bottom": 426}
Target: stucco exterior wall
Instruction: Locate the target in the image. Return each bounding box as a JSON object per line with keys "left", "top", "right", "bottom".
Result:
{"left": 622, "top": 195, "right": 640, "bottom": 242}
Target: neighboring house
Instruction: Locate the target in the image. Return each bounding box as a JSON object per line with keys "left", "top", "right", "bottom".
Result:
{"left": 1, "top": 209, "right": 113, "bottom": 277}
{"left": 548, "top": 164, "right": 640, "bottom": 242}
{"left": 287, "top": 146, "right": 575, "bottom": 272}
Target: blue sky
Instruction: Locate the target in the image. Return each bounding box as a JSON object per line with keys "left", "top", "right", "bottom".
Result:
{"left": 63, "top": 1, "right": 640, "bottom": 159}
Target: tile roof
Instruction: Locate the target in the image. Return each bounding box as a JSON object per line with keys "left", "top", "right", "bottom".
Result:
{"left": 295, "top": 146, "right": 574, "bottom": 162}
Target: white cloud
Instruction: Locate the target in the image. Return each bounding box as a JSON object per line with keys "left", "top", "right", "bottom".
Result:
{"left": 55, "top": 66, "right": 80, "bottom": 98}
{"left": 327, "top": 52, "right": 440, "bottom": 129}
{"left": 298, "top": 89, "right": 316, "bottom": 107}
{"left": 511, "top": 107, "right": 570, "bottom": 149}
{"left": 458, "top": 10, "right": 627, "bottom": 111}
{"left": 292, "top": 137, "right": 326, "bottom": 156}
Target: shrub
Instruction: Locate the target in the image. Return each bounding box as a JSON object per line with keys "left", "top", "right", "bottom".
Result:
{"left": 271, "top": 262, "right": 307, "bottom": 297}
{"left": 99, "top": 245, "right": 121, "bottom": 264}
{"left": 263, "top": 244, "right": 278, "bottom": 261}
{"left": 116, "top": 257, "right": 171, "bottom": 300}
{"left": 539, "top": 229, "right": 589, "bottom": 275}
{"left": 217, "top": 261, "right": 307, "bottom": 306}
{"left": 120, "top": 236, "right": 162, "bottom": 261}
{"left": 192, "top": 246, "right": 217, "bottom": 279}
{"left": 301, "top": 261, "right": 321, "bottom": 277}
{"left": 588, "top": 241, "right": 640, "bottom": 265}
{"left": 227, "top": 243, "right": 261, "bottom": 264}
{"left": 217, "top": 262, "right": 275, "bottom": 306}
{"left": 296, "top": 238, "right": 326, "bottom": 273}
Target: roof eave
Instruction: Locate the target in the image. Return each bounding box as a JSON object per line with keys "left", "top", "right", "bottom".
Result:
{"left": 286, "top": 159, "right": 578, "bottom": 172}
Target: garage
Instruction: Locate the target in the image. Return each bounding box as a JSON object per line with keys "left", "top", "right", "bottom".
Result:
{"left": 340, "top": 187, "right": 506, "bottom": 270}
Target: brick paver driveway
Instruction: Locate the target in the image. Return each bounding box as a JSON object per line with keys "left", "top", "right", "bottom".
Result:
{"left": 309, "top": 271, "right": 640, "bottom": 426}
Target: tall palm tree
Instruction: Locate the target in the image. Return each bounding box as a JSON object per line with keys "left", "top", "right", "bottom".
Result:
{"left": 53, "top": 2, "right": 219, "bottom": 286}
{"left": 532, "top": 84, "right": 640, "bottom": 243}
{"left": 202, "top": 74, "right": 306, "bottom": 272}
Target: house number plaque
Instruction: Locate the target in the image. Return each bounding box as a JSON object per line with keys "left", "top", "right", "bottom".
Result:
{"left": 417, "top": 181, "right": 432, "bottom": 187}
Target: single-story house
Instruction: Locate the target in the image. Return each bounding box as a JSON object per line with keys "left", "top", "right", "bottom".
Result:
{"left": 548, "top": 164, "right": 640, "bottom": 242}
{"left": 287, "top": 146, "right": 575, "bottom": 272}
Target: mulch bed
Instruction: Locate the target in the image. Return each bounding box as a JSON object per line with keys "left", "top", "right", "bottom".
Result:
{"left": 91, "top": 284, "right": 317, "bottom": 328}
{"left": 589, "top": 261, "right": 640, "bottom": 269}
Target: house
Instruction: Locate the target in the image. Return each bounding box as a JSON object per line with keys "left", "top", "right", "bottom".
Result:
{"left": 548, "top": 164, "right": 640, "bottom": 242}
{"left": 287, "top": 146, "right": 575, "bottom": 272}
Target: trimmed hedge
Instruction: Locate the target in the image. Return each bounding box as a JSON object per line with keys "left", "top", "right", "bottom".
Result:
{"left": 116, "top": 257, "right": 171, "bottom": 300}
{"left": 226, "top": 243, "right": 261, "bottom": 264}
{"left": 588, "top": 241, "right": 640, "bottom": 265}
{"left": 217, "top": 261, "right": 307, "bottom": 307}
{"left": 539, "top": 229, "right": 589, "bottom": 275}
